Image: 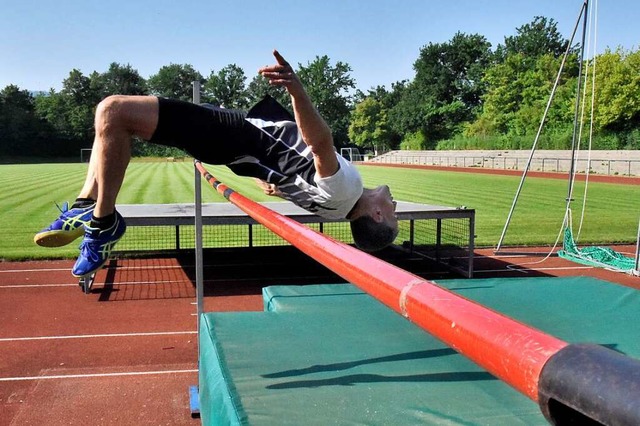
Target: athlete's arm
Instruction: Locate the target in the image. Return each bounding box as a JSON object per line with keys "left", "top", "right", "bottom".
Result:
{"left": 258, "top": 50, "right": 339, "bottom": 179}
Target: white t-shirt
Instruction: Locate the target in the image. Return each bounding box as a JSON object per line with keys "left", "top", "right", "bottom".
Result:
{"left": 284, "top": 153, "right": 363, "bottom": 219}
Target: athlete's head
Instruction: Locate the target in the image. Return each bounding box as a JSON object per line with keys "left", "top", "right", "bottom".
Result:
{"left": 348, "top": 185, "right": 399, "bottom": 252}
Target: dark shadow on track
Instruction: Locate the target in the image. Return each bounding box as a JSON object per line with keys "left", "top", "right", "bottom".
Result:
{"left": 91, "top": 246, "right": 557, "bottom": 302}
{"left": 97, "top": 258, "right": 119, "bottom": 301}
{"left": 177, "top": 245, "right": 462, "bottom": 298}
{"left": 472, "top": 252, "right": 556, "bottom": 278}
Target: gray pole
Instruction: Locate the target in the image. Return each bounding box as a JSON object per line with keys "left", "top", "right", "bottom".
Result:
{"left": 566, "top": 0, "right": 590, "bottom": 205}
{"left": 192, "top": 81, "right": 204, "bottom": 329}
{"left": 190, "top": 80, "right": 204, "bottom": 417}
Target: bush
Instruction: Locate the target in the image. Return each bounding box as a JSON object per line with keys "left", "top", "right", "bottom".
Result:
{"left": 131, "top": 138, "right": 188, "bottom": 157}
{"left": 399, "top": 131, "right": 427, "bottom": 150}
{"left": 591, "top": 132, "right": 622, "bottom": 150}
{"left": 622, "top": 129, "right": 640, "bottom": 149}
{"left": 432, "top": 127, "right": 639, "bottom": 151}
{"left": 436, "top": 127, "right": 576, "bottom": 151}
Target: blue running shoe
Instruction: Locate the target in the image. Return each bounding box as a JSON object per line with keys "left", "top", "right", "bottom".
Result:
{"left": 72, "top": 211, "right": 126, "bottom": 277}
{"left": 34, "top": 202, "right": 95, "bottom": 247}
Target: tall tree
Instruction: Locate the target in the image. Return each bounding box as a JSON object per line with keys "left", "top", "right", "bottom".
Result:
{"left": 91, "top": 62, "right": 147, "bottom": 99}
{"left": 147, "top": 64, "right": 203, "bottom": 101}
{"left": 589, "top": 47, "right": 640, "bottom": 132}
{"left": 246, "top": 73, "right": 290, "bottom": 108}
{"left": 296, "top": 55, "right": 355, "bottom": 147}
{"left": 390, "top": 32, "right": 492, "bottom": 146}
{"left": 496, "top": 16, "right": 570, "bottom": 62}
{"left": 413, "top": 32, "right": 492, "bottom": 108}
{"left": 33, "top": 69, "right": 101, "bottom": 152}
{"left": 203, "top": 64, "right": 249, "bottom": 109}
{"left": 0, "top": 85, "right": 37, "bottom": 155}
{"left": 350, "top": 83, "right": 407, "bottom": 151}
{"left": 467, "top": 52, "right": 577, "bottom": 140}
{"left": 0, "top": 85, "right": 72, "bottom": 157}
{"left": 58, "top": 69, "right": 100, "bottom": 142}
{"left": 348, "top": 97, "right": 391, "bottom": 153}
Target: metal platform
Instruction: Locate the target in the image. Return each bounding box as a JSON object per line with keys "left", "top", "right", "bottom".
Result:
{"left": 117, "top": 201, "right": 470, "bottom": 224}
{"left": 116, "top": 201, "right": 475, "bottom": 278}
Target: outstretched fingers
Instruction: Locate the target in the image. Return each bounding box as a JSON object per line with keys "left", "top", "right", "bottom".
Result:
{"left": 258, "top": 50, "right": 294, "bottom": 85}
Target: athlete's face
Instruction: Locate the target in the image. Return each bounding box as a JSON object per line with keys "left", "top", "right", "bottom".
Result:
{"left": 372, "top": 185, "right": 398, "bottom": 229}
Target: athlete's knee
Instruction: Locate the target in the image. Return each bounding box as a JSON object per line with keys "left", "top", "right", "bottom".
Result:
{"left": 95, "top": 95, "right": 131, "bottom": 135}
{"left": 96, "top": 95, "right": 159, "bottom": 139}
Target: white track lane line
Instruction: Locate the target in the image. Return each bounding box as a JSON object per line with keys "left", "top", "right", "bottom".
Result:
{"left": 0, "top": 369, "right": 198, "bottom": 382}
{"left": 0, "top": 279, "right": 193, "bottom": 289}
{"left": 0, "top": 330, "right": 197, "bottom": 342}
{"left": 0, "top": 265, "right": 187, "bottom": 274}
{"left": 0, "top": 283, "right": 77, "bottom": 288}
{"left": 0, "top": 267, "right": 73, "bottom": 273}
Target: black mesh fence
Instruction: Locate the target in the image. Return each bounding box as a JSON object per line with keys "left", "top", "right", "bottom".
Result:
{"left": 115, "top": 217, "right": 473, "bottom": 276}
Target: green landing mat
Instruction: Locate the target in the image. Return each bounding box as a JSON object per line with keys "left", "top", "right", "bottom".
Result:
{"left": 199, "top": 276, "right": 640, "bottom": 425}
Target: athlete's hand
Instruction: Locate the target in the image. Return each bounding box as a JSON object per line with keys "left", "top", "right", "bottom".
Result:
{"left": 254, "top": 178, "right": 283, "bottom": 197}
{"left": 258, "top": 50, "right": 305, "bottom": 98}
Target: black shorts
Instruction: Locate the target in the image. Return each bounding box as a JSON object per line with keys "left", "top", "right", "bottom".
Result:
{"left": 148, "top": 98, "right": 269, "bottom": 164}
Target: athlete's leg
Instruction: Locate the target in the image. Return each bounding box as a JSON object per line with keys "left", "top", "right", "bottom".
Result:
{"left": 34, "top": 96, "right": 159, "bottom": 248}
{"left": 70, "top": 95, "right": 159, "bottom": 276}
{"left": 149, "top": 98, "right": 256, "bottom": 164}
{"left": 92, "top": 95, "right": 159, "bottom": 218}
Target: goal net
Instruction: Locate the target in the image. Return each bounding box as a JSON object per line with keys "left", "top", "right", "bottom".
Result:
{"left": 80, "top": 148, "right": 92, "bottom": 163}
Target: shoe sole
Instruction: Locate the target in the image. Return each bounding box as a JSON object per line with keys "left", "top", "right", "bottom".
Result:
{"left": 34, "top": 227, "right": 86, "bottom": 248}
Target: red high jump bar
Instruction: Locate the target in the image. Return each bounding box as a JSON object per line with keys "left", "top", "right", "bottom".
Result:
{"left": 195, "top": 160, "right": 640, "bottom": 425}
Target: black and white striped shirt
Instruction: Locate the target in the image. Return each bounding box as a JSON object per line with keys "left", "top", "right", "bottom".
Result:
{"left": 228, "top": 114, "right": 363, "bottom": 219}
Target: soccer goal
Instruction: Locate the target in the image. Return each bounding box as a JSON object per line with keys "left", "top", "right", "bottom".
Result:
{"left": 340, "top": 147, "right": 363, "bottom": 162}
{"left": 80, "top": 148, "right": 92, "bottom": 163}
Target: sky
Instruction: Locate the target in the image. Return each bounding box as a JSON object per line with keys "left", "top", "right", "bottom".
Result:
{"left": 1, "top": 0, "right": 637, "bottom": 93}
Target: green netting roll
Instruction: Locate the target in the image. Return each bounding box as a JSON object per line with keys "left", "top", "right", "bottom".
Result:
{"left": 558, "top": 227, "right": 637, "bottom": 273}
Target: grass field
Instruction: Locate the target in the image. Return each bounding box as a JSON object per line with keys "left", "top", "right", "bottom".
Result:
{"left": 1, "top": 160, "right": 639, "bottom": 260}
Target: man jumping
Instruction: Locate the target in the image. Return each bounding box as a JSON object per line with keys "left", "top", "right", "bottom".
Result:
{"left": 34, "top": 50, "right": 398, "bottom": 277}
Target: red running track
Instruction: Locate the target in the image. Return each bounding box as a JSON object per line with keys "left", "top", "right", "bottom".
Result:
{"left": 0, "top": 257, "right": 261, "bottom": 425}
{"left": 1, "top": 245, "right": 638, "bottom": 425}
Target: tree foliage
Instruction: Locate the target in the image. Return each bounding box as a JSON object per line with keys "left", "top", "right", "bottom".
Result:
{"left": 589, "top": 48, "right": 640, "bottom": 131}
{"left": 91, "top": 62, "right": 147, "bottom": 98}
{"left": 0, "top": 85, "right": 50, "bottom": 156}
{"left": 496, "top": 16, "right": 570, "bottom": 61}
{"left": 246, "top": 74, "right": 290, "bottom": 107}
{"left": 147, "top": 64, "right": 203, "bottom": 101}
{"left": 203, "top": 64, "right": 249, "bottom": 109}
{"left": 348, "top": 97, "right": 390, "bottom": 153}
{"left": 387, "top": 32, "right": 492, "bottom": 147}
{"left": 1, "top": 15, "right": 639, "bottom": 160}
{"left": 296, "top": 55, "right": 355, "bottom": 147}
{"left": 468, "top": 52, "right": 577, "bottom": 138}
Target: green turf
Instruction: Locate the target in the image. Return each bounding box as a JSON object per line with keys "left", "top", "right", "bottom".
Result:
{"left": 1, "top": 160, "right": 638, "bottom": 260}
{"left": 364, "top": 165, "right": 640, "bottom": 247}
